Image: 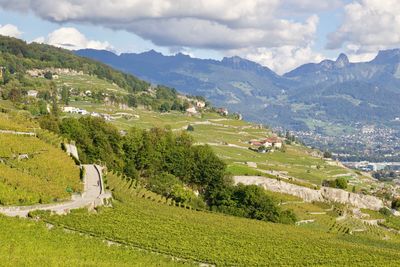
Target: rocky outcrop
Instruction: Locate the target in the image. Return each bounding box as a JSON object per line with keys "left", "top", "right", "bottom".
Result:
{"left": 234, "top": 176, "right": 384, "bottom": 210}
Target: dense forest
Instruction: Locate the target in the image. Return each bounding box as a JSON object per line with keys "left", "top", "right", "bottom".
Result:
{"left": 0, "top": 36, "right": 148, "bottom": 92}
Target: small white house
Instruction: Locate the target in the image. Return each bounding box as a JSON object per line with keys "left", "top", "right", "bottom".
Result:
{"left": 186, "top": 106, "right": 198, "bottom": 114}
{"left": 62, "top": 106, "right": 79, "bottom": 113}
{"left": 27, "top": 90, "right": 38, "bottom": 98}
{"left": 217, "top": 108, "right": 228, "bottom": 116}
{"left": 196, "top": 101, "right": 206, "bottom": 108}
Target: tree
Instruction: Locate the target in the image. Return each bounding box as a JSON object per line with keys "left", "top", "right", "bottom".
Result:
{"left": 323, "top": 151, "right": 332, "bottom": 158}
{"left": 192, "top": 145, "right": 227, "bottom": 192}
{"left": 159, "top": 102, "right": 171, "bottom": 112}
{"left": 44, "top": 71, "right": 53, "bottom": 80}
{"left": 127, "top": 95, "right": 137, "bottom": 108}
{"left": 148, "top": 172, "right": 181, "bottom": 198}
{"left": 335, "top": 177, "right": 348, "bottom": 189}
{"left": 49, "top": 82, "right": 59, "bottom": 117}
{"left": 392, "top": 198, "right": 400, "bottom": 211}
{"left": 61, "top": 86, "right": 70, "bottom": 105}
{"left": 38, "top": 115, "right": 60, "bottom": 134}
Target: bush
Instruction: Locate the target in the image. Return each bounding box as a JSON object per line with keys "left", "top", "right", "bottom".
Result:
{"left": 208, "top": 184, "right": 297, "bottom": 224}
{"left": 335, "top": 177, "right": 348, "bottom": 189}
{"left": 322, "top": 177, "right": 348, "bottom": 189}
{"left": 186, "top": 125, "right": 194, "bottom": 131}
{"left": 379, "top": 207, "right": 392, "bottom": 216}
{"left": 392, "top": 198, "right": 400, "bottom": 211}
{"left": 323, "top": 151, "right": 332, "bottom": 158}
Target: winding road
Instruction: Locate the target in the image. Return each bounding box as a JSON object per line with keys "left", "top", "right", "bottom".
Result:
{"left": 0, "top": 164, "right": 109, "bottom": 217}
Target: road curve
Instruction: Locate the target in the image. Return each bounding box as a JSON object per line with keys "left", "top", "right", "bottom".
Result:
{"left": 0, "top": 164, "right": 106, "bottom": 217}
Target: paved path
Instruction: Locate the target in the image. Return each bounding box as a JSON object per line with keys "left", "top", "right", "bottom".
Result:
{"left": 65, "top": 143, "right": 79, "bottom": 160}
{"left": 0, "top": 130, "right": 36, "bottom": 136}
{"left": 0, "top": 165, "right": 108, "bottom": 217}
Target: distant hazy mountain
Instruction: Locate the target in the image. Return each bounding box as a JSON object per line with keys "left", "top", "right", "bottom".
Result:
{"left": 76, "top": 48, "right": 400, "bottom": 133}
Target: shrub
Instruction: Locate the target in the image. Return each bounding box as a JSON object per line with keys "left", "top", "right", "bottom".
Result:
{"left": 322, "top": 178, "right": 348, "bottom": 189}
{"left": 391, "top": 198, "right": 400, "bottom": 211}
{"left": 335, "top": 177, "right": 348, "bottom": 189}
{"left": 379, "top": 207, "right": 392, "bottom": 216}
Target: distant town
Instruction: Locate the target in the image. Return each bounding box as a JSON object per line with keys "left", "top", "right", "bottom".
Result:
{"left": 292, "top": 123, "right": 400, "bottom": 163}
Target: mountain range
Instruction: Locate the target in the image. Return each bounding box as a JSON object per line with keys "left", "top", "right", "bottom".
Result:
{"left": 76, "top": 48, "right": 400, "bottom": 134}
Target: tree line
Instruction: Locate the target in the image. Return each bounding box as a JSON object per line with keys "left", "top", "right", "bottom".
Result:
{"left": 39, "top": 116, "right": 296, "bottom": 224}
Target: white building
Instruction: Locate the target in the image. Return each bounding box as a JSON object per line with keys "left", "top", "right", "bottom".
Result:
{"left": 27, "top": 90, "right": 38, "bottom": 98}
{"left": 186, "top": 106, "right": 198, "bottom": 114}
{"left": 62, "top": 106, "right": 79, "bottom": 113}
{"left": 196, "top": 101, "right": 206, "bottom": 108}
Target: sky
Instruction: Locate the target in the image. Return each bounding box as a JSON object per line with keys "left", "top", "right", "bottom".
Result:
{"left": 0, "top": 0, "right": 399, "bottom": 74}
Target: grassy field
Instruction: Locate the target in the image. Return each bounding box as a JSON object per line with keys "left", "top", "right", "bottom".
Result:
{"left": 35, "top": 174, "right": 400, "bottom": 266}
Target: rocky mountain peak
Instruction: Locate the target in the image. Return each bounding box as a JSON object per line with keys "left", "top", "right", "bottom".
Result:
{"left": 335, "top": 53, "right": 350, "bottom": 68}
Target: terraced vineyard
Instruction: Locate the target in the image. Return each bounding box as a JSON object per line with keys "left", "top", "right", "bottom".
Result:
{"left": 35, "top": 174, "right": 400, "bottom": 266}
{"left": 0, "top": 114, "right": 81, "bottom": 205}
{"left": 0, "top": 215, "right": 191, "bottom": 266}
{"left": 66, "top": 101, "right": 373, "bottom": 191}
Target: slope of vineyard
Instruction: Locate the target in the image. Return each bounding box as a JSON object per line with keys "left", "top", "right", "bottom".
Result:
{"left": 0, "top": 115, "right": 81, "bottom": 205}
{"left": 34, "top": 174, "right": 400, "bottom": 266}
{"left": 0, "top": 215, "right": 191, "bottom": 266}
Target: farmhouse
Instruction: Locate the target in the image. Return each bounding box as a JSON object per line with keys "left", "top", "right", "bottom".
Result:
{"left": 217, "top": 108, "right": 228, "bottom": 116}
{"left": 263, "top": 137, "right": 283, "bottom": 148}
{"left": 196, "top": 100, "right": 206, "bottom": 108}
{"left": 249, "top": 136, "right": 283, "bottom": 150}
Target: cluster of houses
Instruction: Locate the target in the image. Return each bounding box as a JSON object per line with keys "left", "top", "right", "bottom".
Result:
{"left": 62, "top": 106, "right": 111, "bottom": 121}
{"left": 249, "top": 137, "right": 283, "bottom": 153}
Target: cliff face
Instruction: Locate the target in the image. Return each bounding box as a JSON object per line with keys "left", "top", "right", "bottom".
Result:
{"left": 234, "top": 176, "right": 384, "bottom": 210}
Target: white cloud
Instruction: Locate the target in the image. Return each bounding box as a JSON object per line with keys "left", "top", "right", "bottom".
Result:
{"left": 229, "top": 45, "right": 324, "bottom": 74}
{"left": 279, "top": 0, "right": 344, "bottom": 14}
{"left": 328, "top": 0, "right": 400, "bottom": 54}
{"left": 0, "top": 24, "right": 22, "bottom": 38}
{"left": 0, "top": 0, "right": 331, "bottom": 73}
{"left": 34, "top": 27, "right": 112, "bottom": 50}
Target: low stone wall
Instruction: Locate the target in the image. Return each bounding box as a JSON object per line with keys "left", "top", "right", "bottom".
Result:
{"left": 234, "top": 176, "right": 384, "bottom": 210}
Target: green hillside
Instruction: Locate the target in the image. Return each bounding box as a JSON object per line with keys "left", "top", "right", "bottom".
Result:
{"left": 0, "top": 113, "right": 81, "bottom": 205}
{"left": 0, "top": 215, "right": 190, "bottom": 266}
{"left": 66, "top": 100, "right": 373, "bottom": 192}
{"left": 1, "top": 36, "right": 399, "bottom": 266}
{"left": 34, "top": 173, "right": 400, "bottom": 266}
